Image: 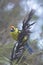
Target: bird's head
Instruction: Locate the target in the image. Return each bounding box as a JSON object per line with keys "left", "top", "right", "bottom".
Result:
{"left": 10, "top": 25, "right": 15, "bottom": 32}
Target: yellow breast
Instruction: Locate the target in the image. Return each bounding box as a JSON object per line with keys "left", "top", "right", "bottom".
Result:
{"left": 10, "top": 28, "right": 19, "bottom": 41}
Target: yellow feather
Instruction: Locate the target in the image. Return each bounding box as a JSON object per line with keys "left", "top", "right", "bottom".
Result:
{"left": 10, "top": 28, "right": 19, "bottom": 41}
{"left": 10, "top": 27, "right": 28, "bottom": 42}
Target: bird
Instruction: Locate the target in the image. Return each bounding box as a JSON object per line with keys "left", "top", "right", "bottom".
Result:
{"left": 10, "top": 9, "right": 35, "bottom": 63}
{"left": 10, "top": 25, "right": 28, "bottom": 43}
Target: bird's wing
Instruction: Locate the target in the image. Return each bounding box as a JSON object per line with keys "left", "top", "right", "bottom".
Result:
{"left": 17, "top": 9, "right": 35, "bottom": 44}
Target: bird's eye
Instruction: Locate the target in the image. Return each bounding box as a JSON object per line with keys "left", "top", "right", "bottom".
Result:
{"left": 10, "top": 28, "right": 14, "bottom": 32}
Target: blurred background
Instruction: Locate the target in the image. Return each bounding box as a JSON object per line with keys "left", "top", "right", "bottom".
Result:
{"left": 0, "top": 0, "right": 43, "bottom": 65}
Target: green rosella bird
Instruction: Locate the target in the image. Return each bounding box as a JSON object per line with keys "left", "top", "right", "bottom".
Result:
{"left": 10, "top": 9, "right": 35, "bottom": 63}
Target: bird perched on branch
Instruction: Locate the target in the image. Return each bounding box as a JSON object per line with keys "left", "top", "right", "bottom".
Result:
{"left": 10, "top": 9, "right": 35, "bottom": 63}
